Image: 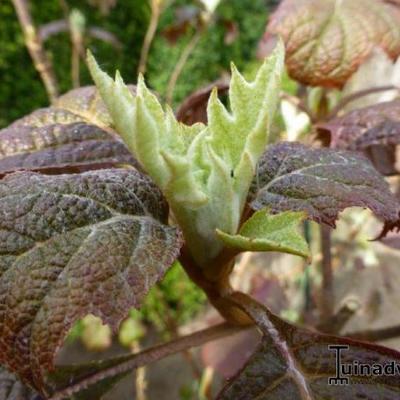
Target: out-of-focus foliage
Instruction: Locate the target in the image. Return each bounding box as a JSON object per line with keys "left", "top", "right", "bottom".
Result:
{"left": 66, "top": 261, "right": 206, "bottom": 344}
{"left": 149, "top": 0, "right": 270, "bottom": 106}
{"left": 139, "top": 262, "right": 207, "bottom": 336}
{"left": 0, "top": 0, "right": 271, "bottom": 128}
{"left": 0, "top": 0, "right": 149, "bottom": 127}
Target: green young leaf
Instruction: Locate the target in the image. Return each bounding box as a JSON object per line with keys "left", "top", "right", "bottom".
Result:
{"left": 87, "top": 42, "right": 284, "bottom": 267}
{"left": 0, "top": 169, "right": 182, "bottom": 394}
{"left": 216, "top": 210, "right": 309, "bottom": 259}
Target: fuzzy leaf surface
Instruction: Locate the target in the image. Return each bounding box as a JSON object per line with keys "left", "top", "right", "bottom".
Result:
{"left": 250, "top": 142, "right": 400, "bottom": 234}
{"left": 318, "top": 100, "right": 400, "bottom": 175}
{"left": 0, "top": 169, "right": 182, "bottom": 393}
{"left": 88, "top": 44, "right": 284, "bottom": 267}
{"left": 218, "top": 293, "right": 400, "bottom": 399}
{"left": 216, "top": 210, "right": 309, "bottom": 258}
{"left": 267, "top": 0, "right": 400, "bottom": 87}
{"left": 0, "top": 86, "right": 137, "bottom": 177}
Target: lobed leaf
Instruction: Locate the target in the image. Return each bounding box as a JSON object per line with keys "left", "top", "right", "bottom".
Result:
{"left": 0, "top": 169, "right": 182, "bottom": 394}
{"left": 218, "top": 293, "right": 400, "bottom": 399}
{"left": 249, "top": 142, "right": 400, "bottom": 235}
{"left": 88, "top": 44, "right": 284, "bottom": 267}
{"left": 318, "top": 100, "right": 400, "bottom": 175}
{"left": 266, "top": 0, "right": 400, "bottom": 88}
{"left": 216, "top": 209, "right": 309, "bottom": 259}
{"left": 0, "top": 86, "right": 137, "bottom": 177}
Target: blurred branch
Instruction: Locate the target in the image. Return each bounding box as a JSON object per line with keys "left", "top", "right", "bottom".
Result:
{"left": 138, "top": 0, "right": 163, "bottom": 76}
{"left": 12, "top": 0, "right": 59, "bottom": 102}
{"left": 319, "top": 225, "right": 334, "bottom": 330}
{"left": 199, "top": 367, "right": 214, "bottom": 400}
{"left": 166, "top": 27, "right": 203, "bottom": 105}
{"left": 327, "top": 85, "right": 400, "bottom": 119}
{"left": 57, "top": 1, "right": 85, "bottom": 88}
{"left": 39, "top": 20, "right": 69, "bottom": 39}
{"left": 49, "top": 322, "right": 248, "bottom": 400}
{"left": 345, "top": 325, "right": 400, "bottom": 342}
{"left": 69, "top": 10, "right": 85, "bottom": 87}
{"left": 317, "top": 298, "right": 360, "bottom": 334}
{"left": 88, "top": 27, "right": 122, "bottom": 50}
{"left": 39, "top": 21, "right": 122, "bottom": 50}
{"left": 58, "top": 0, "right": 69, "bottom": 18}
{"left": 151, "top": 286, "right": 202, "bottom": 380}
{"left": 132, "top": 342, "right": 147, "bottom": 400}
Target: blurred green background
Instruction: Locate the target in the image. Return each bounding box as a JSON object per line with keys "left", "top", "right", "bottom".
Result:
{"left": 0, "top": 0, "right": 276, "bottom": 128}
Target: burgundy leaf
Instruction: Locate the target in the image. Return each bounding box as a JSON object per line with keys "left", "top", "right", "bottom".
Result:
{"left": 317, "top": 100, "right": 400, "bottom": 175}
{"left": 250, "top": 142, "right": 400, "bottom": 235}
{"left": 0, "top": 169, "right": 182, "bottom": 394}
{"left": 266, "top": 0, "right": 400, "bottom": 88}
{"left": 218, "top": 292, "right": 400, "bottom": 399}
{"left": 0, "top": 86, "right": 138, "bottom": 177}
{"left": 176, "top": 79, "right": 229, "bottom": 125}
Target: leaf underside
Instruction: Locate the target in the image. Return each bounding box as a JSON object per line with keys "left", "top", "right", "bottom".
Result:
{"left": 218, "top": 293, "right": 400, "bottom": 400}
{"left": 318, "top": 100, "right": 400, "bottom": 175}
{"left": 267, "top": 0, "right": 400, "bottom": 87}
{"left": 0, "top": 169, "right": 182, "bottom": 394}
{"left": 0, "top": 86, "right": 138, "bottom": 177}
{"left": 249, "top": 142, "right": 400, "bottom": 236}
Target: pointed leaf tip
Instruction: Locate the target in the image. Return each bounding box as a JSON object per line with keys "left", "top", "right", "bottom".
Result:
{"left": 115, "top": 69, "right": 123, "bottom": 82}
{"left": 86, "top": 50, "right": 98, "bottom": 73}
{"left": 216, "top": 209, "right": 310, "bottom": 259}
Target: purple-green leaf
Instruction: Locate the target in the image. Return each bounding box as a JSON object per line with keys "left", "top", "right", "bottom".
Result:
{"left": 266, "top": 0, "right": 400, "bottom": 88}
{"left": 317, "top": 100, "right": 400, "bottom": 175}
{"left": 249, "top": 142, "right": 400, "bottom": 235}
{"left": 218, "top": 293, "right": 400, "bottom": 399}
{"left": 0, "top": 169, "right": 182, "bottom": 394}
{"left": 0, "top": 86, "right": 138, "bottom": 177}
